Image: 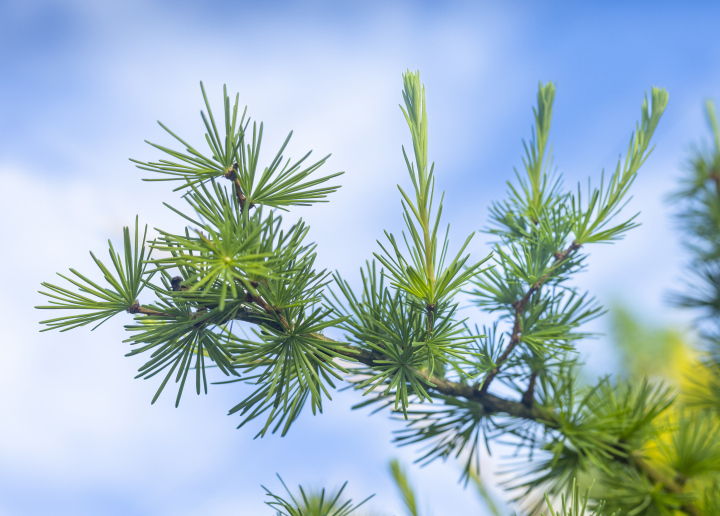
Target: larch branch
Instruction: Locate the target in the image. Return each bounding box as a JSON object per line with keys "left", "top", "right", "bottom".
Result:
{"left": 479, "top": 240, "right": 581, "bottom": 396}
{"left": 126, "top": 267, "right": 701, "bottom": 515}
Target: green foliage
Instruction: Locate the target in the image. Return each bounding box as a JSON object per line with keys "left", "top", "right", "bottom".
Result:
{"left": 390, "top": 393, "right": 487, "bottom": 486}
{"left": 37, "top": 83, "right": 347, "bottom": 427}
{"left": 375, "top": 70, "right": 492, "bottom": 307}
{"left": 37, "top": 216, "right": 152, "bottom": 331}
{"left": 326, "top": 70, "right": 493, "bottom": 416}
{"left": 610, "top": 305, "right": 689, "bottom": 379}
{"left": 328, "top": 262, "right": 480, "bottom": 416}
{"left": 444, "top": 80, "right": 674, "bottom": 511}
{"left": 660, "top": 410, "right": 720, "bottom": 478}
{"left": 264, "top": 476, "right": 374, "bottom": 516}
{"left": 660, "top": 98, "right": 720, "bottom": 516}
{"left": 500, "top": 374, "right": 673, "bottom": 512}
{"left": 273, "top": 462, "right": 611, "bottom": 516}
{"left": 224, "top": 312, "right": 351, "bottom": 437}
{"left": 670, "top": 100, "right": 720, "bottom": 354}
{"left": 542, "top": 479, "right": 614, "bottom": 516}
{"left": 571, "top": 87, "right": 667, "bottom": 245}
{"left": 124, "top": 302, "right": 237, "bottom": 406}
{"left": 42, "top": 71, "right": 720, "bottom": 516}
{"left": 389, "top": 459, "right": 421, "bottom": 516}
{"left": 132, "top": 82, "right": 342, "bottom": 209}
{"left": 683, "top": 362, "right": 720, "bottom": 413}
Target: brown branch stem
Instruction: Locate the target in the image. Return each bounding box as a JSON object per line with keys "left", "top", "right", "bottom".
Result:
{"left": 426, "top": 303, "right": 435, "bottom": 336}
{"left": 324, "top": 330, "right": 697, "bottom": 514}
{"left": 479, "top": 240, "right": 581, "bottom": 396}
{"left": 224, "top": 163, "right": 254, "bottom": 212}
{"left": 127, "top": 300, "right": 172, "bottom": 317}
{"left": 244, "top": 290, "right": 289, "bottom": 330}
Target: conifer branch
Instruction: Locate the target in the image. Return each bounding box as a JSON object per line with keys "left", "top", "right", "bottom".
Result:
{"left": 521, "top": 370, "right": 538, "bottom": 407}
{"left": 41, "top": 75, "right": 705, "bottom": 515}
{"left": 479, "top": 240, "right": 582, "bottom": 396}
{"left": 223, "top": 162, "right": 251, "bottom": 211}
{"left": 106, "top": 292, "right": 707, "bottom": 514}
{"left": 127, "top": 300, "right": 172, "bottom": 317}
{"left": 228, "top": 308, "right": 700, "bottom": 514}
{"left": 124, "top": 302, "right": 548, "bottom": 420}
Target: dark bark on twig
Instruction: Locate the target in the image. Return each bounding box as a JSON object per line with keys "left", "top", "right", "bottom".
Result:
{"left": 426, "top": 303, "right": 435, "bottom": 336}
{"left": 127, "top": 300, "right": 171, "bottom": 317}
{"left": 224, "top": 163, "right": 254, "bottom": 212}
{"left": 521, "top": 371, "right": 538, "bottom": 407}
{"left": 479, "top": 240, "right": 582, "bottom": 396}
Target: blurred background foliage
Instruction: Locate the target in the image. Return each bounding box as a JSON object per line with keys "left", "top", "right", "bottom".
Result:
{"left": 610, "top": 305, "right": 694, "bottom": 383}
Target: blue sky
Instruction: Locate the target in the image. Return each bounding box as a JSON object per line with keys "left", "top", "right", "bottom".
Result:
{"left": 1, "top": 1, "right": 719, "bottom": 515}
